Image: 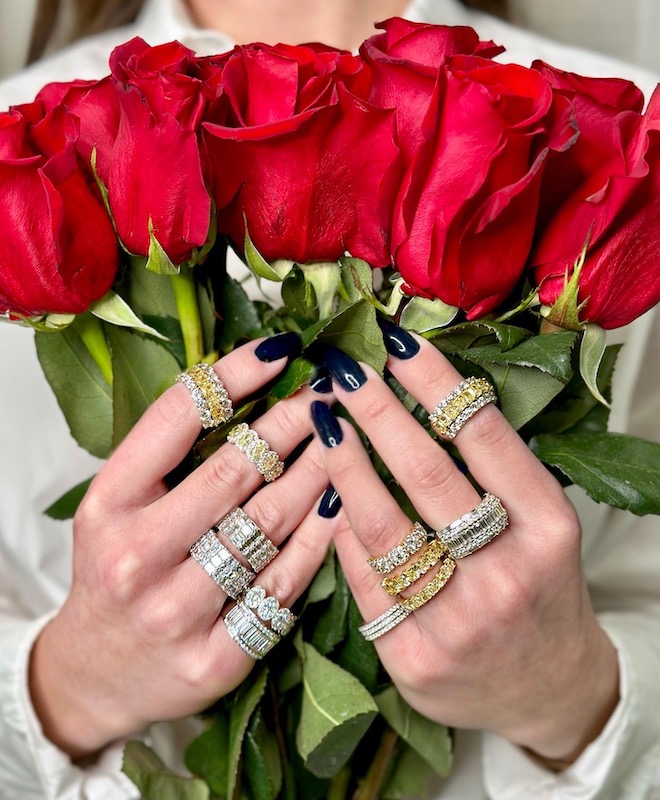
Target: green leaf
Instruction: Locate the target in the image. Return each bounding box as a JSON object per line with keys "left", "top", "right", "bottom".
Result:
{"left": 127, "top": 258, "right": 180, "bottom": 319}
{"left": 311, "top": 562, "right": 351, "bottom": 655}
{"left": 122, "top": 741, "right": 210, "bottom": 800}
{"left": 320, "top": 301, "right": 388, "bottom": 375}
{"left": 282, "top": 267, "right": 317, "bottom": 323}
{"left": 36, "top": 320, "right": 113, "bottom": 458}
{"left": 43, "top": 476, "right": 94, "bottom": 520}
{"left": 337, "top": 599, "right": 380, "bottom": 693}
{"left": 106, "top": 327, "right": 180, "bottom": 449}
{"left": 485, "top": 362, "right": 565, "bottom": 431}
{"left": 382, "top": 746, "right": 435, "bottom": 800}
{"left": 530, "top": 432, "right": 660, "bottom": 515}
{"left": 217, "top": 274, "right": 264, "bottom": 353}
{"left": 244, "top": 224, "right": 294, "bottom": 282}
{"left": 269, "top": 356, "right": 316, "bottom": 400}
{"left": 243, "top": 711, "right": 283, "bottom": 800}
{"left": 431, "top": 321, "right": 529, "bottom": 352}
{"left": 339, "top": 257, "right": 375, "bottom": 305}
{"left": 461, "top": 331, "right": 578, "bottom": 383}
{"left": 579, "top": 323, "right": 610, "bottom": 407}
{"left": 227, "top": 669, "right": 269, "bottom": 798}
{"left": 376, "top": 687, "right": 452, "bottom": 777}
{"left": 143, "top": 314, "right": 186, "bottom": 369}
{"left": 296, "top": 642, "right": 378, "bottom": 779}
{"left": 301, "top": 261, "right": 342, "bottom": 320}
{"left": 145, "top": 222, "right": 180, "bottom": 275}
{"left": 90, "top": 291, "right": 168, "bottom": 339}
{"left": 399, "top": 296, "right": 458, "bottom": 333}
{"left": 185, "top": 716, "right": 230, "bottom": 799}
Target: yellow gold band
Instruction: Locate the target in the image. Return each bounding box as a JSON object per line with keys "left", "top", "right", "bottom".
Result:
{"left": 381, "top": 540, "right": 448, "bottom": 596}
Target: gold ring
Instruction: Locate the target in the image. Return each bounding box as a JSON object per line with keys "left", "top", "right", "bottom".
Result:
{"left": 429, "top": 376, "right": 496, "bottom": 440}
{"left": 400, "top": 557, "right": 456, "bottom": 612}
{"left": 227, "top": 423, "right": 285, "bottom": 482}
{"left": 177, "top": 363, "right": 233, "bottom": 428}
{"left": 381, "top": 539, "right": 448, "bottom": 596}
{"left": 367, "top": 521, "right": 428, "bottom": 575}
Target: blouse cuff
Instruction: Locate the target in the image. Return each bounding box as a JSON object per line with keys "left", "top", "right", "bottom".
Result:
{"left": 482, "top": 612, "right": 660, "bottom": 799}
{"left": 0, "top": 611, "right": 138, "bottom": 800}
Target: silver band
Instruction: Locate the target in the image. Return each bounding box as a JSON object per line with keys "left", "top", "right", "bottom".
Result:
{"left": 358, "top": 603, "right": 411, "bottom": 641}
{"left": 227, "top": 423, "right": 285, "bottom": 482}
{"left": 243, "top": 585, "right": 297, "bottom": 636}
{"left": 435, "top": 493, "right": 509, "bottom": 559}
{"left": 224, "top": 602, "right": 280, "bottom": 660}
{"left": 215, "top": 508, "right": 278, "bottom": 572}
{"left": 190, "top": 530, "right": 255, "bottom": 598}
{"left": 367, "top": 521, "right": 428, "bottom": 575}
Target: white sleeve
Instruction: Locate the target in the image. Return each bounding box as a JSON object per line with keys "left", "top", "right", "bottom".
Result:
{"left": 483, "top": 307, "right": 660, "bottom": 800}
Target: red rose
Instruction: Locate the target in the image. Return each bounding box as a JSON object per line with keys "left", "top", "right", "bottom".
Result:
{"left": 0, "top": 102, "right": 119, "bottom": 317}
{"left": 361, "top": 18, "right": 504, "bottom": 161}
{"left": 532, "top": 67, "right": 660, "bottom": 328}
{"left": 203, "top": 42, "right": 399, "bottom": 266}
{"left": 42, "top": 39, "right": 213, "bottom": 265}
{"left": 393, "top": 57, "right": 576, "bottom": 318}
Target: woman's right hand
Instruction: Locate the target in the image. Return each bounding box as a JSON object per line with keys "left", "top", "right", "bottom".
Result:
{"left": 28, "top": 334, "right": 336, "bottom": 759}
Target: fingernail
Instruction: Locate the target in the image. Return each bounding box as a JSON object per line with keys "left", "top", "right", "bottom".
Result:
{"left": 309, "top": 366, "right": 333, "bottom": 394}
{"left": 324, "top": 346, "right": 367, "bottom": 392}
{"left": 254, "top": 332, "right": 302, "bottom": 362}
{"left": 378, "top": 317, "right": 420, "bottom": 360}
{"left": 311, "top": 401, "right": 343, "bottom": 448}
{"left": 318, "top": 485, "right": 342, "bottom": 518}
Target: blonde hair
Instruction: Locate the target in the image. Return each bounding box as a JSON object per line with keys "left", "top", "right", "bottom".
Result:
{"left": 29, "top": 0, "right": 508, "bottom": 62}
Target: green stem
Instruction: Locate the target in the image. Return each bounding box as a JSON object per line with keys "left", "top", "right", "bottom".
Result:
{"left": 78, "top": 312, "right": 113, "bottom": 386}
{"left": 328, "top": 767, "right": 351, "bottom": 800}
{"left": 352, "top": 727, "right": 399, "bottom": 800}
{"left": 170, "top": 268, "right": 204, "bottom": 366}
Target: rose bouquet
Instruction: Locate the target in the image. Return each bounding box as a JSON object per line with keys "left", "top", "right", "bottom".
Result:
{"left": 1, "top": 18, "right": 660, "bottom": 800}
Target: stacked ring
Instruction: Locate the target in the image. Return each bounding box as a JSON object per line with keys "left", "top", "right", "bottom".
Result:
{"left": 435, "top": 493, "right": 509, "bottom": 559}
{"left": 358, "top": 602, "right": 410, "bottom": 641}
{"left": 381, "top": 539, "right": 448, "bottom": 596}
{"left": 215, "top": 508, "right": 278, "bottom": 572}
{"left": 177, "top": 363, "right": 233, "bottom": 429}
{"left": 227, "top": 423, "right": 285, "bottom": 483}
{"left": 400, "top": 557, "right": 456, "bottom": 612}
{"left": 190, "top": 530, "right": 254, "bottom": 598}
{"left": 429, "top": 376, "right": 497, "bottom": 440}
{"left": 367, "top": 522, "right": 428, "bottom": 575}
{"left": 224, "top": 585, "right": 297, "bottom": 660}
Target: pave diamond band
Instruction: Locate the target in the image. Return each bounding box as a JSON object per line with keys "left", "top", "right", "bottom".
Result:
{"left": 227, "top": 423, "right": 285, "bottom": 483}
{"left": 190, "top": 530, "right": 255, "bottom": 598}
{"left": 215, "top": 508, "right": 278, "bottom": 572}
{"left": 381, "top": 539, "right": 448, "bottom": 596}
{"left": 224, "top": 602, "right": 280, "bottom": 659}
{"left": 429, "top": 376, "right": 497, "bottom": 440}
{"left": 358, "top": 603, "right": 411, "bottom": 641}
{"left": 367, "top": 521, "right": 428, "bottom": 575}
{"left": 435, "top": 493, "right": 509, "bottom": 559}
{"left": 177, "top": 363, "right": 233, "bottom": 429}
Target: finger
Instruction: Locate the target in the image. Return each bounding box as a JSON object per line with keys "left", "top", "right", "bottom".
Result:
{"left": 97, "top": 333, "right": 301, "bottom": 507}
{"left": 156, "top": 386, "right": 326, "bottom": 561}
{"left": 323, "top": 348, "right": 480, "bottom": 527}
{"left": 380, "top": 325, "right": 566, "bottom": 515}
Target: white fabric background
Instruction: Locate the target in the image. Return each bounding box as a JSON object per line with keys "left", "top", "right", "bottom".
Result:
{"left": 1, "top": 0, "right": 660, "bottom": 80}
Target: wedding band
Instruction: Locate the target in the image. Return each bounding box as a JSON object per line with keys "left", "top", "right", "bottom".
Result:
{"left": 429, "top": 376, "right": 496, "bottom": 440}
{"left": 227, "top": 423, "right": 285, "bottom": 482}
{"left": 224, "top": 602, "right": 280, "bottom": 660}
{"left": 367, "top": 521, "right": 428, "bottom": 575}
{"left": 400, "top": 557, "right": 456, "bottom": 611}
{"left": 243, "top": 585, "right": 297, "bottom": 636}
{"left": 190, "top": 530, "right": 255, "bottom": 598}
{"left": 177, "top": 363, "right": 233, "bottom": 428}
{"left": 435, "top": 493, "right": 509, "bottom": 559}
{"left": 215, "top": 508, "right": 278, "bottom": 572}
{"left": 381, "top": 539, "right": 448, "bottom": 596}
{"left": 358, "top": 602, "right": 410, "bottom": 641}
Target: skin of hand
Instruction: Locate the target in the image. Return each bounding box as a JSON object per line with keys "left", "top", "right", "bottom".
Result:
{"left": 28, "top": 335, "right": 338, "bottom": 759}
{"left": 312, "top": 327, "right": 620, "bottom": 765}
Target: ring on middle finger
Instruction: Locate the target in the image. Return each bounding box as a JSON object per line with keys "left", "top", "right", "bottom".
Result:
{"left": 215, "top": 507, "right": 278, "bottom": 572}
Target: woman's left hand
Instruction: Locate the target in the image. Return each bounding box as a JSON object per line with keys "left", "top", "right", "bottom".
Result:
{"left": 311, "top": 324, "right": 620, "bottom": 765}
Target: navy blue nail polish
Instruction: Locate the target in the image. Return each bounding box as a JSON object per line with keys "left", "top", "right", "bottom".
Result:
{"left": 318, "top": 485, "right": 342, "bottom": 518}
{"left": 254, "top": 332, "right": 302, "bottom": 362}
{"left": 310, "top": 367, "right": 333, "bottom": 394}
{"left": 378, "top": 317, "right": 420, "bottom": 360}
{"left": 324, "top": 346, "right": 367, "bottom": 392}
{"left": 311, "top": 401, "right": 343, "bottom": 448}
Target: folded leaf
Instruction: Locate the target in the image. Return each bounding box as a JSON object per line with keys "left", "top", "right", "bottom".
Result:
{"left": 123, "top": 741, "right": 210, "bottom": 800}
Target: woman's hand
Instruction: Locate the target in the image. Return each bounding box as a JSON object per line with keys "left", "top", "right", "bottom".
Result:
{"left": 29, "top": 334, "right": 337, "bottom": 759}
{"left": 312, "top": 324, "right": 620, "bottom": 765}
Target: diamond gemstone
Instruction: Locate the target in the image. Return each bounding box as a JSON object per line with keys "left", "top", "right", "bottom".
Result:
{"left": 245, "top": 586, "right": 266, "bottom": 608}
{"left": 258, "top": 596, "right": 280, "bottom": 620}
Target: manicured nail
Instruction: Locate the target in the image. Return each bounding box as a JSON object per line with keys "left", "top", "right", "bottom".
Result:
{"left": 309, "top": 366, "right": 333, "bottom": 394}
{"left": 378, "top": 317, "right": 420, "bottom": 360}
{"left": 318, "top": 485, "right": 342, "bottom": 518}
{"left": 254, "top": 332, "right": 302, "bottom": 362}
{"left": 311, "top": 401, "right": 343, "bottom": 448}
{"left": 324, "top": 346, "right": 367, "bottom": 392}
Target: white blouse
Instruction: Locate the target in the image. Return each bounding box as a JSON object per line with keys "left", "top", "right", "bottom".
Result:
{"left": 0, "top": 1, "right": 659, "bottom": 798}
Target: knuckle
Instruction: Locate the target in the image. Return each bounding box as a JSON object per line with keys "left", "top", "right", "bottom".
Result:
{"left": 360, "top": 505, "right": 400, "bottom": 554}
{"left": 264, "top": 569, "right": 296, "bottom": 606}
{"left": 405, "top": 448, "right": 455, "bottom": 496}
{"left": 154, "top": 384, "right": 192, "bottom": 429}
{"left": 203, "top": 450, "right": 247, "bottom": 496}
{"left": 98, "top": 546, "right": 147, "bottom": 604}
{"left": 464, "top": 409, "right": 510, "bottom": 450}
{"left": 493, "top": 571, "right": 535, "bottom": 618}
{"left": 360, "top": 397, "right": 393, "bottom": 429}
{"left": 269, "top": 398, "right": 307, "bottom": 442}
{"left": 250, "top": 497, "right": 289, "bottom": 538}
{"left": 138, "top": 596, "right": 186, "bottom": 640}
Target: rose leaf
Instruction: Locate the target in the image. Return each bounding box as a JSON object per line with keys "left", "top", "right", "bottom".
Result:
{"left": 122, "top": 741, "right": 210, "bottom": 800}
